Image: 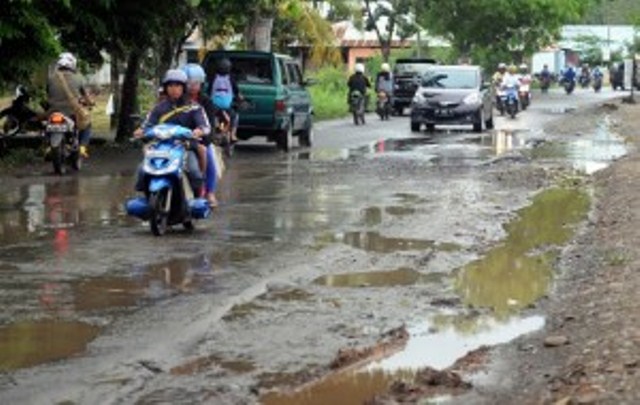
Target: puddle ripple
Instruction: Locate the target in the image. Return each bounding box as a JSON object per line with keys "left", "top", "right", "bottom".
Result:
{"left": 0, "top": 320, "right": 100, "bottom": 371}
{"left": 313, "top": 268, "right": 443, "bottom": 288}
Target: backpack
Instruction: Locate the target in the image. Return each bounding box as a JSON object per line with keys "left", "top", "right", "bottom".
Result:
{"left": 210, "top": 74, "right": 233, "bottom": 110}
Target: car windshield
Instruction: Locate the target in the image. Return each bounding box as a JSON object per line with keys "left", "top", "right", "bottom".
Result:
{"left": 228, "top": 57, "right": 273, "bottom": 85}
{"left": 421, "top": 69, "right": 478, "bottom": 89}
{"left": 394, "top": 63, "right": 434, "bottom": 76}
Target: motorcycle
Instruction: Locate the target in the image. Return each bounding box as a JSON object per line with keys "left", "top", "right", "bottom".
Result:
{"left": 125, "top": 124, "right": 211, "bottom": 236}
{"left": 349, "top": 91, "right": 366, "bottom": 125}
{"left": 540, "top": 77, "right": 551, "bottom": 94}
{"left": 579, "top": 73, "right": 591, "bottom": 89}
{"left": 593, "top": 75, "right": 603, "bottom": 93}
{"left": 43, "top": 112, "right": 82, "bottom": 175}
{"left": 376, "top": 91, "right": 391, "bottom": 121}
{"left": 0, "top": 85, "right": 42, "bottom": 137}
{"left": 518, "top": 79, "right": 531, "bottom": 110}
{"left": 564, "top": 79, "right": 575, "bottom": 95}
{"left": 501, "top": 86, "right": 519, "bottom": 119}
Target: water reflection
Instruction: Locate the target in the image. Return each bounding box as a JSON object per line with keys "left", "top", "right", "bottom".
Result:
{"left": 0, "top": 176, "right": 134, "bottom": 248}
{"left": 0, "top": 320, "right": 100, "bottom": 371}
{"left": 313, "top": 268, "right": 443, "bottom": 288}
{"left": 456, "top": 188, "right": 590, "bottom": 315}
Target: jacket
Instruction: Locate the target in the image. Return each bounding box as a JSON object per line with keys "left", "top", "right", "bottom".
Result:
{"left": 143, "top": 97, "right": 211, "bottom": 135}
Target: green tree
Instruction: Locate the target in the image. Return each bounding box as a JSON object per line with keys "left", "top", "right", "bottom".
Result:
{"left": 420, "top": 0, "right": 591, "bottom": 68}
{"left": 0, "top": 0, "right": 60, "bottom": 85}
{"left": 363, "top": 0, "right": 418, "bottom": 62}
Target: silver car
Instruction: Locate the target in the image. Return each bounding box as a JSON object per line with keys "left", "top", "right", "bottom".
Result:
{"left": 410, "top": 65, "right": 494, "bottom": 133}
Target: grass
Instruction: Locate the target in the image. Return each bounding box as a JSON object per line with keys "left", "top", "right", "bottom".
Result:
{"left": 308, "top": 66, "right": 349, "bottom": 121}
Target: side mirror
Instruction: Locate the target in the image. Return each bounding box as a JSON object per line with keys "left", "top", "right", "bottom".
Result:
{"left": 303, "top": 78, "right": 317, "bottom": 86}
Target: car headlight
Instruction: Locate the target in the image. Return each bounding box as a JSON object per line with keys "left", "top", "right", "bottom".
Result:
{"left": 463, "top": 92, "right": 481, "bottom": 105}
{"left": 412, "top": 92, "right": 425, "bottom": 104}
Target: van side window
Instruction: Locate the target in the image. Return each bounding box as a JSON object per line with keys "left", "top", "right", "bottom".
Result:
{"left": 279, "top": 59, "right": 290, "bottom": 85}
{"left": 286, "top": 63, "right": 301, "bottom": 86}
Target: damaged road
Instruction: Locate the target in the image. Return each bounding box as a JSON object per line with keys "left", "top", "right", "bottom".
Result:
{"left": 0, "top": 88, "right": 627, "bottom": 404}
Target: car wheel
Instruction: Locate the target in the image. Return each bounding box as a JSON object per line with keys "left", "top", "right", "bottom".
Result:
{"left": 299, "top": 119, "right": 314, "bottom": 147}
{"left": 485, "top": 113, "right": 494, "bottom": 130}
{"left": 473, "top": 110, "right": 483, "bottom": 133}
{"left": 276, "top": 122, "right": 294, "bottom": 152}
{"left": 410, "top": 121, "right": 421, "bottom": 132}
{"left": 426, "top": 123, "right": 435, "bottom": 133}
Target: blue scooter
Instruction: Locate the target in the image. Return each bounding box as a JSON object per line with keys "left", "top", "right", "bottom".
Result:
{"left": 501, "top": 85, "right": 519, "bottom": 119}
{"left": 125, "top": 124, "right": 210, "bottom": 236}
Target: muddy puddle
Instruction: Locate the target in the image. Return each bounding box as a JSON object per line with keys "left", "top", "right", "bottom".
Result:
{"left": 529, "top": 116, "right": 627, "bottom": 174}
{"left": 0, "top": 175, "right": 134, "bottom": 248}
{"left": 316, "top": 231, "right": 459, "bottom": 254}
{"left": 313, "top": 267, "right": 444, "bottom": 288}
{"left": 456, "top": 187, "right": 590, "bottom": 315}
{"left": 0, "top": 320, "right": 100, "bottom": 371}
{"left": 261, "top": 315, "right": 543, "bottom": 405}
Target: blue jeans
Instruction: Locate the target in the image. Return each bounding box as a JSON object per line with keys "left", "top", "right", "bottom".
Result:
{"left": 79, "top": 124, "right": 91, "bottom": 146}
{"left": 205, "top": 145, "right": 217, "bottom": 193}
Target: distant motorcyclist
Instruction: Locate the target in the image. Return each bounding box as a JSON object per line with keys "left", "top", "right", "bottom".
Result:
{"left": 209, "top": 58, "right": 242, "bottom": 145}
{"left": 133, "top": 69, "right": 211, "bottom": 194}
{"left": 46, "top": 52, "right": 94, "bottom": 158}
{"left": 562, "top": 64, "right": 577, "bottom": 84}
{"left": 347, "top": 63, "right": 371, "bottom": 106}
{"left": 492, "top": 62, "right": 508, "bottom": 106}
{"left": 579, "top": 63, "right": 591, "bottom": 88}
{"left": 501, "top": 65, "right": 520, "bottom": 90}
{"left": 592, "top": 66, "right": 604, "bottom": 92}
{"left": 375, "top": 63, "right": 393, "bottom": 96}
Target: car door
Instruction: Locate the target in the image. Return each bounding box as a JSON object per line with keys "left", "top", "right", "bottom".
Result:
{"left": 479, "top": 70, "right": 492, "bottom": 117}
{"left": 285, "top": 62, "right": 310, "bottom": 131}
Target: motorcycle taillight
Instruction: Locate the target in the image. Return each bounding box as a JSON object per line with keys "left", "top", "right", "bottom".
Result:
{"left": 49, "top": 112, "right": 65, "bottom": 124}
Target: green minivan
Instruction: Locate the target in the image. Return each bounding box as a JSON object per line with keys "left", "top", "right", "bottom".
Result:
{"left": 202, "top": 50, "right": 314, "bottom": 152}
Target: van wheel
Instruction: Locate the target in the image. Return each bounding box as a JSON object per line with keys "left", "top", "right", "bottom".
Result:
{"left": 277, "top": 123, "right": 293, "bottom": 152}
{"left": 299, "top": 120, "right": 314, "bottom": 147}
{"left": 410, "top": 122, "right": 421, "bottom": 132}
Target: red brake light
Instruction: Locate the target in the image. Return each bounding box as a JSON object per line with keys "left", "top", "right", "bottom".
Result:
{"left": 275, "top": 100, "right": 286, "bottom": 113}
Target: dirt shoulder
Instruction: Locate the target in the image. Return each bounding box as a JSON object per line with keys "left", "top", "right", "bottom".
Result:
{"left": 464, "top": 100, "right": 640, "bottom": 404}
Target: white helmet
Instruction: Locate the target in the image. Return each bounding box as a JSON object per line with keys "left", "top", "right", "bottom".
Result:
{"left": 381, "top": 63, "right": 390, "bottom": 72}
{"left": 519, "top": 63, "right": 528, "bottom": 71}
{"left": 57, "top": 52, "right": 77, "bottom": 71}
{"left": 355, "top": 63, "right": 365, "bottom": 73}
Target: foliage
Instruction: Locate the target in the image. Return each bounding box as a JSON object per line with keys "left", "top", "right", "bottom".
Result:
{"left": 573, "top": 35, "right": 605, "bottom": 65}
{"left": 0, "top": 0, "right": 61, "bottom": 86}
{"left": 363, "top": 0, "right": 418, "bottom": 61}
{"left": 308, "top": 66, "right": 348, "bottom": 120}
{"left": 420, "top": 0, "right": 591, "bottom": 70}
{"left": 581, "top": 0, "right": 640, "bottom": 24}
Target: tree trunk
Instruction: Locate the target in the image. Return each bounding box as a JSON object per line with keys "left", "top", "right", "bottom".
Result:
{"left": 245, "top": 15, "right": 273, "bottom": 51}
{"left": 115, "top": 48, "right": 143, "bottom": 143}
{"left": 109, "top": 52, "right": 120, "bottom": 132}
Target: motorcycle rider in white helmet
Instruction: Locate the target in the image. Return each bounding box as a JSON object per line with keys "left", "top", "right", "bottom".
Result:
{"left": 46, "top": 52, "right": 94, "bottom": 158}
{"left": 347, "top": 63, "right": 371, "bottom": 110}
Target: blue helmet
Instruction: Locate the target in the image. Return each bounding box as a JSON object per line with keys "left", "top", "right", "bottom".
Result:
{"left": 182, "top": 63, "right": 206, "bottom": 83}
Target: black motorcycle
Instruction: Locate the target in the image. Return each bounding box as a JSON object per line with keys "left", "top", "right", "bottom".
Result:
{"left": 0, "top": 86, "right": 42, "bottom": 137}
{"left": 593, "top": 76, "right": 603, "bottom": 93}
{"left": 349, "top": 91, "right": 366, "bottom": 125}
{"left": 376, "top": 91, "right": 391, "bottom": 121}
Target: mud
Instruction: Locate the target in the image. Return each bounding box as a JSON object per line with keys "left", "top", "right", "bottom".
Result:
{"left": 0, "top": 89, "right": 627, "bottom": 404}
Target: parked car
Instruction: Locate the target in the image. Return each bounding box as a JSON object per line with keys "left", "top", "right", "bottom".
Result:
{"left": 202, "top": 50, "right": 314, "bottom": 151}
{"left": 410, "top": 65, "right": 494, "bottom": 133}
{"left": 391, "top": 58, "right": 438, "bottom": 115}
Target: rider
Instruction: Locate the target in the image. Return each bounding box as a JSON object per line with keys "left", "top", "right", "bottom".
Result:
{"left": 579, "top": 63, "right": 591, "bottom": 86}
{"left": 134, "top": 69, "right": 211, "bottom": 195}
{"left": 501, "top": 65, "right": 521, "bottom": 90}
{"left": 562, "top": 64, "right": 577, "bottom": 85}
{"left": 375, "top": 62, "right": 393, "bottom": 102}
{"left": 347, "top": 63, "right": 371, "bottom": 108}
{"left": 46, "top": 52, "right": 93, "bottom": 159}
{"left": 183, "top": 63, "right": 221, "bottom": 207}
{"left": 209, "top": 58, "right": 241, "bottom": 145}
{"left": 592, "top": 65, "right": 604, "bottom": 81}
{"left": 492, "top": 62, "right": 508, "bottom": 106}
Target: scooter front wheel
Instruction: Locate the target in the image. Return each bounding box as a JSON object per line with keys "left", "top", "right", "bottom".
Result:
{"left": 149, "top": 190, "right": 169, "bottom": 236}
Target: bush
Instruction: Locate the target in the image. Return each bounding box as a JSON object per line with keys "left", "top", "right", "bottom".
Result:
{"left": 308, "top": 66, "right": 349, "bottom": 121}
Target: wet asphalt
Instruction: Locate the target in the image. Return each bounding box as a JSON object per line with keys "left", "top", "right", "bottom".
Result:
{"left": 0, "top": 87, "right": 627, "bottom": 404}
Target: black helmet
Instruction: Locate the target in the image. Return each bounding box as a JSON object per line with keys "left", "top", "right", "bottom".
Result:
{"left": 217, "top": 58, "right": 231, "bottom": 74}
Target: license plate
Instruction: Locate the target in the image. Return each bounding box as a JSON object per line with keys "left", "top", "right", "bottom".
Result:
{"left": 435, "top": 109, "right": 453, "bottom": 117}
{"left": 46, "top": 124, "right": 69, "bottom": 132}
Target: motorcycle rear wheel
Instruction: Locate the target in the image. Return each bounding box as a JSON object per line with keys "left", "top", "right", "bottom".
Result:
{"left": 1, "top": 115, "right": 20, "bottom": 137}
{"left": 149, "top": 190, "right": 169, "bottom": 236}
{"left": 52, "top": 143, "right": 65, "bottom": 175}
